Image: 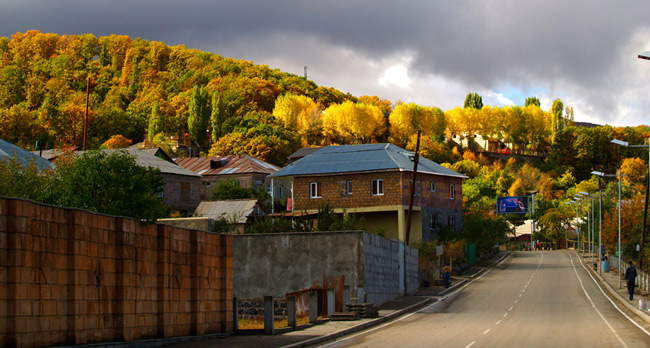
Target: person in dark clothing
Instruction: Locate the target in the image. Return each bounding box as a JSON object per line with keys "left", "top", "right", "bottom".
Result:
{"left": 442, "top": 265, "right": 451, "bottom": 289}
{"left": 625, "top": 261, "right": 638, "bottom": 300}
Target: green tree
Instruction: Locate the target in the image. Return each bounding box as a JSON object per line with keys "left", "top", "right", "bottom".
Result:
{"left": 188, "top": 85, "right": 210, "bottom": 147}
{"left": 525, "top": 97, "right": 540, "bottom": 107}
{"left": 550, "top": 98, "right": 564, "bottom": 142}
{"left": 148, "top": 102, "right": 163, "bottom": 143}
{"left": 464, "top": 92, "right": 483, "bottom": 110}
{"left": 210, "top": 179, "right": 268, "bottom": 201}
{"left": 54, "top": 150, "right": 169, "bottom": 221}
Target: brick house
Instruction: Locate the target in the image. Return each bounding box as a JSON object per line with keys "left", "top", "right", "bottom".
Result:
{"left": 175, "top": 155, "right": 284, "bottom": 202}
{"left": 268, "top": 144, "right": 467, "bottom": 242}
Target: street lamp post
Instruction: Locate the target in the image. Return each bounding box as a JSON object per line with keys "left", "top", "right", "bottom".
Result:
{"left": 577, "top": 191, "right": 590, "bottom": 256}
{"left": 574, "top": 195, "right": 583, "bottom": 252}
{"left": 611, "top": 137, "right": 650, "bottom": 270}
{"left": 618, "top": 169, "right": 622, "bottom": 288}
{"left": 591, "top": 171, "right": 609, "bottom": 274}
{"left": 567, "top": 201, "right": 579, "bottom": 249}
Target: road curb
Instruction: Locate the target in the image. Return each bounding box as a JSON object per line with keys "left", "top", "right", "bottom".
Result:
{"left": 585, "top": 256, "right": 650, "bottom": 325}
{"left": 279, "top": 297, "right": 435, "bottom": 348}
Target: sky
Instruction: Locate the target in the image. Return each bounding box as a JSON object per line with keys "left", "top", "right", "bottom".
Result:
{"left": 2, "top": 0, "right": 650, "bottom": 127}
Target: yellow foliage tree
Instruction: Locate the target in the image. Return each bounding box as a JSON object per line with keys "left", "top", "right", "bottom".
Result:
{"left": 621, "top": 157, "right": 647, "bottom": 186}
{"left": 273, "top": 94, "right": 322, "bottom": 146}
{"left": 389, "top": 103, "right": 439, "bottom": 145}
{"left": 508, "top": 177, "right": 527, "bottom": 196}
{"left": 321, "top": 101, "right": 385, "bottom": 144}
{"left": 101, "top": 134, "right": 132, "bottom": 149}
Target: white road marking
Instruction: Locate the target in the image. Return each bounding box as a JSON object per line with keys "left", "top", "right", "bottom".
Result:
{"left": 483, "top": 328, "right": 491, "bottom": 335}
{"left": 514, "top": 299, "right": 519, "bottom": 304}
{"left": 314, "top": 253, "right": 512, "bottom": 348}
{"left": 574, "top": 252, "right": 650, "bottom": 337}
{"left": 568, "top": 253, "right": 629, "bottom": 348}
{"left": 509, "top": 306, "right": 513, "bottom": 311}
{"left": 464, "top": 341, "right": 476, "bottom": 348}
{"left": 495, "top": 320, "right": 502, "bottom": 325}
{"left": 503, "top": 312, "right": 508, "bottom": 317}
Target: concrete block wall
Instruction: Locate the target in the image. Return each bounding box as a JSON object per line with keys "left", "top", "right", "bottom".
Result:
{"left": 233, "top": 231, "right": 417, "bottom": 308}
{"left": 0, "top": 197, "right": 233, "bottom": 348}
{"left": 362, "top": 233, "right": 418, "bottom": 305}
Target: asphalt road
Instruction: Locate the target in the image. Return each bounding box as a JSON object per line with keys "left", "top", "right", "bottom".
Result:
{"left": 318, "top": 251, "right": 650, "bottom": 348}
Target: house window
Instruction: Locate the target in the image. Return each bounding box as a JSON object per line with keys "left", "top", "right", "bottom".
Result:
{"left": 449, "top": 184, "right": 455, "bottom": 200}
{"left": 346, "top": 181, "right": 353, "bottom": 195}
{"left": 430, "top": 182, "right": 437, "bottom": 192}
{"left": 371, "top": 179, "right": 384, "bottom": 196}
{"left": 279, "top": 185, "right": 284, "bottom": 198}
{"left": 267, "top": 184, "right": 272, "bottom": 195}
{"left": 429, "top": 214, "right": 437, "bottom": 230}
{"left": 310, "top": 182, "right": 321, "bottom": 198}
{"left": 448, "top": 215, "right": 456, "bottom": 229}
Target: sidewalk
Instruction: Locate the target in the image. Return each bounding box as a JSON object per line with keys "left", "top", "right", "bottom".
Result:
{"left": 577, "top": 251, "right": 650, "bottom": 325}
{"left": 159, "top": 252, "right": 507, "bottom": 348}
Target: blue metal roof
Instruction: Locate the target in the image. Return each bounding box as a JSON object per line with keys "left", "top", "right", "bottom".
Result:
{"left": 0, "top": 139, "right": 54, "bottom": 170}
{"left": 269, "top": 143, "right": 467, "bottom": 179}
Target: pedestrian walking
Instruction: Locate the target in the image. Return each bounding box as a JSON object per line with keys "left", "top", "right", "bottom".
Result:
{"left": 442, "top": 265, "right": 451, "bottom": 289}
{"left": 625, "top": 261, "right": 638, "bottom": 300}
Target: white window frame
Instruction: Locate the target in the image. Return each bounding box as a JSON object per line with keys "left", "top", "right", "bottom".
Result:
{"left": 449, "top": 183, "right": 455, "bottom": 200}
{"left": 346, "top": 181, "right": 353, "bottom": 195}
{"left": 310, "top": 182, "right": 321, "bottom": 198}
{"left": 371, "top": 179, "right": 384, "bottom": 196}
{"left": 429, "top": 214, "right": 437, "bottom": 230}
{"left": 430, "top": 182, "right": 437, "bottom": 192}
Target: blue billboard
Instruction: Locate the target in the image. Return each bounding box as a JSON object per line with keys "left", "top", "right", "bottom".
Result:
{"left": 497, "top": 196, "right": 529, "bottom": 214}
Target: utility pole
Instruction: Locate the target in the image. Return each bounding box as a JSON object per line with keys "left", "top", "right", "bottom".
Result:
{"left": 405, "top": 130, "right": 421, "bottom": 245}
{"left": 403, "top": 130, "right": 420, "bottom": 296}
{"left": 83, "top": 76, "right": 90, "bottom": 151}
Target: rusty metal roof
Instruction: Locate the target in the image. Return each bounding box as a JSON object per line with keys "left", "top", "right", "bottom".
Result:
{"left": 269, "top": 143, "right": 467, "bottom": 179}
{"left": 174, "top": 155, "right": 279, "bottom": 176}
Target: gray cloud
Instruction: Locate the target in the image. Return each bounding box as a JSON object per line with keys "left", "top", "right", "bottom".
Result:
{"left": 2, "top": 0, "right": 650, "bottom": 126}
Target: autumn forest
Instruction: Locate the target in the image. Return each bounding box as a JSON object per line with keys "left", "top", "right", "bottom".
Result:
{"left": 2, "top": 30, "right": 650, "bottom": 262}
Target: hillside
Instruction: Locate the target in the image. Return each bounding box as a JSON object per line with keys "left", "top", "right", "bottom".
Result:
{"left": 0, "top": 31, "right": 354, "bottom": 164}
{"left": 1, "top": 31, "right": 649, "bottom": 169}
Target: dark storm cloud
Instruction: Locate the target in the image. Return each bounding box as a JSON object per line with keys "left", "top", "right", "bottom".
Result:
{"left": 2, "top": 1, "right": 650, "bottom": 125}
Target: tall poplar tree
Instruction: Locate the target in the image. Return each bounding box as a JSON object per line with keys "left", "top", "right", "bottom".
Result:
{"left": 188, "top": 86, "right": 210, "bottom": 147}
{"left": 147, "top": 102, "right": 163, "bottom": 143}
{"left": 550, "top": 98, "right": 564, "bottom": 143}
{"left": 464, "top": 93, "right": 483, "bottom": 110}
{"left": 525, "top": 96, "right": 541, "bottom": 107}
